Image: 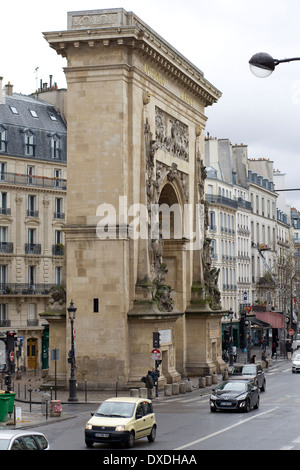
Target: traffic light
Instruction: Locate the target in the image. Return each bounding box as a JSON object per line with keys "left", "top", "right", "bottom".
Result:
{"left": 6, "top": 331, "right": 16, "bottom": 352}
{"left": 153, "top": 332, "right": 160, "bottom": 348}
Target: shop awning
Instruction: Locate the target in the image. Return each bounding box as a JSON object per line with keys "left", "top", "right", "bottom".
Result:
{"left": 250, "top": 317, "right": 272, "bottom": 329}
{"left": 255, "top": 311, "right": 285, "bottom": 329}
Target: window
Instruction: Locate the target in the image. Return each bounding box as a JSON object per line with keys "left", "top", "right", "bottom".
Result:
{"left": 25, "top": 133, "right": 35, "bottom": 156}
{"left": 93, "top": 298, "right": 99, "bottom": 313}
{"left": 0, "top": 192, "right": 9, "bottom": 214}
{"left": 55, "top": 266, "right": 62, "bottom": 285}
{"left": 27, "top": 165, "right": 35, "bottom": 184}
{"left": 0, "top": 127, "right": 7, "bottom": 152}
{"left": 51, "top": 136, "right": 61, "bottom": 159}
{"left": 27, "top": 195, "right": 38, "bottom": 217}
{"left": 54, "top": 168, "right": 62, "bottom": 187}
{"left": 0, "top": 304, "right": 8, "bottom": 325}
{"left": 48, "top": 112, "right": 57, "bottom": 121}
{"left": 28, "top": 266, "right": 36, "bottom": 286}
{"left": 9, "top": 105, "right": 19, "bottom": 115}
{"left": 29, "top": 109, "right": 38, "bottom": 118}
{"left": 54, "top": 198, "right": 64, "bottom": 219}
{"left": 0, "top": 162, "right": 7, "bottom": 181}
{"left": 28, "top": 303, "right": 37, "bottom": 325}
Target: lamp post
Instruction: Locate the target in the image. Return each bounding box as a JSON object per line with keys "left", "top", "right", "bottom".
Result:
{"left": 228, "top": 308, "right": 234, "bottom": 366}
{"left": 67, "top": 300, "right": 78, "bottom": 402}
{"left": 249, "top": 52, "right": 300, "bottom": 78}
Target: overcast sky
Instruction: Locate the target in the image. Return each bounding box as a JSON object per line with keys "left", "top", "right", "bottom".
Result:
{"left": 2, "top": 0, "right": 300, "bottom": 207}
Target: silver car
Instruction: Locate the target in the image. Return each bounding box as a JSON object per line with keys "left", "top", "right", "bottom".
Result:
{"left": 0, "top": 431, "right": 49, "bottom": 450}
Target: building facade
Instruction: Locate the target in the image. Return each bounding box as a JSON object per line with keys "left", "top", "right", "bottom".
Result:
{"left": 0, "top": 78, "right": 67, "bottom": 371}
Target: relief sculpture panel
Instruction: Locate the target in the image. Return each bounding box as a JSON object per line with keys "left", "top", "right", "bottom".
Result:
{"left": 155, "top": 107, "right": 189, "bottom": 162}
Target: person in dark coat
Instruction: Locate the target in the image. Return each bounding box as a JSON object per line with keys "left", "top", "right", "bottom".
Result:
{"left": 145, "top": 370, "right": 154, "bottom": 399}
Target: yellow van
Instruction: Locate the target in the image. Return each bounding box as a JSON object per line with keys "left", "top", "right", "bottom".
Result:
{"left": 85, "top": 396, "right": 157, "bottom": 448}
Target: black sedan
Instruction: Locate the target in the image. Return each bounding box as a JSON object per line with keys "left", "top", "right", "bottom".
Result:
{"left": 210, "top": 379, "right": 260, "bottom": 413}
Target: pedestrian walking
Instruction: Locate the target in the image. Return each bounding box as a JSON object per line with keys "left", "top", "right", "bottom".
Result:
{"left": 145, "top": 370, "right": 154, "bottom": 399}
{"left": 272, "top": 342, "right": 277, "bottom": 358}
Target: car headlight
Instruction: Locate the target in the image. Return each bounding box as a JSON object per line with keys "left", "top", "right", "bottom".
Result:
{"left": 85, "top": 423, "right": 92, "bottom": 430}
{"left": 115, "top": 425, "right": 125, "bottom": 432}
{"left": 238, "top": 393, "right": 248, "bottom": 400}
{"left": 210, "top": 394, "right": 218, "bottom": 400}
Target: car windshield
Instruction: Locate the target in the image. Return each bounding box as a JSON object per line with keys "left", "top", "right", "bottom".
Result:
{"left": 294, "top": 354, "right": 300, "bottom": 361}
{"left": 95, "top": 401, "right": 136, "bottom": 418}
{"left": 217, "top": 381, "right": 247, "bottom": 393}
{"left": 0, "top": 439, "right": 10, "bottom": 450}
{"left": 232, "top": 365, "right": 256, "bottom": 375}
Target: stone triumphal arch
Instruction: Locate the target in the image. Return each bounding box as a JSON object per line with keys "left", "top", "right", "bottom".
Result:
{"left": 43, "top": 8, "right": 225, "bottom": 389}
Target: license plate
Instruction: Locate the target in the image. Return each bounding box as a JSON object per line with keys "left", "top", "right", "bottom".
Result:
{"left": 220, "top": 402, "right": 232, "bottom": 406}
{"left": 95, "top": 433, "right": 109, "bottom": 438}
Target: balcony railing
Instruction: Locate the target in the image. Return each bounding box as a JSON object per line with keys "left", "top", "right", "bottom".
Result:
{"left": 52, "top": 244, "right": 64, "bottom": 256}
{"left": 0, "top": 242, "right": 13, "bottom": 253}
{"left": 0, "top": 171, "right": 66, "bottom": 190}
{"left": 25, "top": 243, "right": 41, "bottom": 254}
{"left": 27, "top": 210, "right": 39, "bottom": 218}
{"left": 0, "top": 283, "right": 58, "bottom": 295}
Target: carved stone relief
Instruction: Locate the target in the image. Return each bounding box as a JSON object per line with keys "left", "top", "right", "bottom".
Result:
{"left": 155, "top": 107, "right": 189, "bottom": 162}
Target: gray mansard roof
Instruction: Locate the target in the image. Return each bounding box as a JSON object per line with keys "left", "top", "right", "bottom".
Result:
{"left": 0, "top": 92, "right": 67, "bottom": 162}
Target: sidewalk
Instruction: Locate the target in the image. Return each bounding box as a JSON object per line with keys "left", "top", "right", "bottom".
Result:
{"left": 0, "top": 349, "right": 288, "bottom": 430}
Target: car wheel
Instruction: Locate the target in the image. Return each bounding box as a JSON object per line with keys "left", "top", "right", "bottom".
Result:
{"left": 126, "top": 431, "right": 135, "bottom": 448}
{"left": 244, "top": 399, "right": 250, "bottom": 413}
{"left": 147, "top": 425, "right": 156, "bottom": 442}
{"left": 85, "top": 440, "right": 94, "bottom": 448}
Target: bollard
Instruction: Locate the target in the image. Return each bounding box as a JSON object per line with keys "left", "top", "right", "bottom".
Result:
{"left": 139, "top": 388, "right": 147, "bottom": 398}
{"left": 130, "top": 389, "right": 139, "bottom": 397}
{"left": 199, "top": 377, "right": 206, "bottom": 388}
{"left": 164, "top": 384, "right": 172, "bottom": 396}
{"left": 205, "top": 375, "right": 212, "bottom": 386}
{"left": 179, "top": 382, "right": 186, "bottom": 394}
{"left": 212, "top": 373, "right": 218, "bottom": 384}
{"left": 172, "top": 383, "right": 179, "bottom": 395}
{"left": 186, "top": 380, "right": 192, "bottom": 392}
{"left": 223, "top": 370, "right": 228, "bottom": 380}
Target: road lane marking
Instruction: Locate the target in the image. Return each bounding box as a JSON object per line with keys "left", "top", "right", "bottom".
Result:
{"left": 174, "top": 407, "right": 279, "bottom": 450}
{"left": 280, "top": 446, "right": 294, "bottom": 450}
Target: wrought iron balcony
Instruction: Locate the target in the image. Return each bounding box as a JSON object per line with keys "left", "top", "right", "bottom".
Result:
{"left": 0, "top": 283, "right": 56, "bottom": 295}
{"left": 52, "top": 244, "right": 64, "bottom": 256}
{"left": 0, "top": 242, "right": 13, "bottom": 253}
{"left": 25, "top": 243, "right": 41, "bottom": 254}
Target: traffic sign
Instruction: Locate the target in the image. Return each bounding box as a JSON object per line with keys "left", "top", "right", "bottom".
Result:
{"left": 289, "top": 329, "right": 294, "bottom": 336}
{"left": 151, "top": 348, "right": 161, "bottom": 360}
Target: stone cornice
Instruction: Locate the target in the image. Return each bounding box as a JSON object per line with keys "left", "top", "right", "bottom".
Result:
{"left": 44, "top": 9, "right": 222, "bottom": 107}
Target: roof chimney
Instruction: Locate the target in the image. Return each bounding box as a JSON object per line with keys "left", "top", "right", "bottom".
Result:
{"left": 5, "top": 82, "right": 13, "bottom": 96}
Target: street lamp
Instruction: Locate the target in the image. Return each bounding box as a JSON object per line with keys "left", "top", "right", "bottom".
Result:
{"left": 67, "top": 300, "right": 78, "bottom": 402}
{"left": 228, "top": 308, "right": 234, "bottom": 366}
{"left": 249, "top": 52, "right": 300, "bottom": 78}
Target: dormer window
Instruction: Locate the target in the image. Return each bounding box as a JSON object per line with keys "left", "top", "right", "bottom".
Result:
{"left": 24, "top": 131, "right": 36, "bottom": 156}
{"left": 50, "top": 134, "right": 61, "bottom": 159}
{"left": 0, "top": 126, "right": 7, "bottom": 153}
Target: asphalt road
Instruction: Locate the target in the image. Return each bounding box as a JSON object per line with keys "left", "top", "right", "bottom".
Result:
{"left": 29, "top": 360, "right": 300, "bottom": 452}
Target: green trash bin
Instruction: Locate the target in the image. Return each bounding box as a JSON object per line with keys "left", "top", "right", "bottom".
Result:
{"left": 0, "top": 396, "right": 9, "bottom": 422}
{"left": 0, "top": 392, "right": 16, "bottom": 414}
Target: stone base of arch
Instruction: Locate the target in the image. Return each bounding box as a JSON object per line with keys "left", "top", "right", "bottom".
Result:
{"left": 127, "top": 301, "right": 183, "bottom": 388}
{"left": 185, "top": 303, "right": 227, "bottom": 376}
